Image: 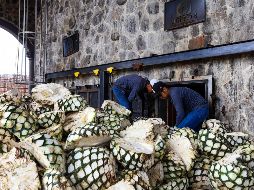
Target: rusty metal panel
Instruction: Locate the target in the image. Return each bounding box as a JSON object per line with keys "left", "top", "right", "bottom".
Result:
{"left": 164, "top": 0, "right": 206, "bottom": 30}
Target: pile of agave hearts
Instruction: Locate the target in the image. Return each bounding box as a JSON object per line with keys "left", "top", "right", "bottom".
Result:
{"left": 0, "top": 83, "right": 253, "bottom": 190}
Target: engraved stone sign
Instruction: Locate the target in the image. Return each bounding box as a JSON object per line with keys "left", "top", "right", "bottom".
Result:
{"left": 164, "top": 0, "right": 206, "bottom": 30}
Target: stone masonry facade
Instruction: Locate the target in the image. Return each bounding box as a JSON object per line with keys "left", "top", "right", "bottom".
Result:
{"left": 34, "top": 0, "right": 254, "bottom": 135}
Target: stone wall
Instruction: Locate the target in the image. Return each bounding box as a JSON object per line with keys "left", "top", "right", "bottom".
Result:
{"left": 36, "top": 0, "right": 254, "bottom": 135}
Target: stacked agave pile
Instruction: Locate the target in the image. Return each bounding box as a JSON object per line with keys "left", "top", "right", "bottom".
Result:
{"left": 0, "top": 83, "right": 254, "bottom": 190}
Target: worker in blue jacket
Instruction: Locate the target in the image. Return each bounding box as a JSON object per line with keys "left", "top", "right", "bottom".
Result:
{"left": 153, "top": 81, "right": 209, "bottom": 131}
{"left": 112, "top": 74, "right": 155, "bottom": 111}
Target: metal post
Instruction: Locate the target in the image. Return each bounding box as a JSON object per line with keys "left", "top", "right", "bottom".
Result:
{"left": 43, "top": 0, "right": 48, "bottom": 82}
{"left": 39, "top": 0, "right": 42, "bottom": 79}
{"left": 21, "top": 0, "right": 26, "bottom": 77}
{"left": 17, "top": 0, "right": 21, "bottom": 78}
{"left": 99, "top": 71, "right": 109, "bottom": 106}
{"left": 29, "top": 0, "right": 37, "bottom": 92}
{"left": 28, "top": 54, "right": 35, "bottom": 92}
{"left": 24, "top": 0, "right": 29, "bottom": 81}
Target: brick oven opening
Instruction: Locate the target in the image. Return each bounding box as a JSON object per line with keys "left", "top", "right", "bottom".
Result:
{"left": 155, "top": 76, "right": 213, "bottom": 127}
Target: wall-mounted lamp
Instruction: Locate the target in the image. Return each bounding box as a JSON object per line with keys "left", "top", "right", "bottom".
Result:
{"left": 106, "top": 67, "right": 114, "bottom": 74}
{"left": 74, "top": 71, "right": 80, "bottom": 78}
{"left": 93, "top": 69, "right": 100, "bottom": 76}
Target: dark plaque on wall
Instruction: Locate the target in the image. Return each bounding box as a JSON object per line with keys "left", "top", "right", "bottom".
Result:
{"left": 164, "top": 0, "right": 206, "bottom": 30}
{"left": 63, "top": 32, "right": 79, "bottom": 57}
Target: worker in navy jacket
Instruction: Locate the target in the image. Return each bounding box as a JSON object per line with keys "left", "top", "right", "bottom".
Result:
{"left": 153, "top": 81, "right": 209, "bottom": 131}
{"left": 112, "top": 74, "right": 155, "bottom": 111}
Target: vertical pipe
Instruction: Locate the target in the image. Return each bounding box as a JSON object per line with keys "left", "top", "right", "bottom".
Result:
{"left": 17, "top": 0, "right": 21, "bottom": 79}
{"left": 39, "top": 0, "right": 42, "bottom": 78}
{"left": 21, "top": 0, "right": 26, "bottom": 78}
{"left": 43, "top": 0, "right": 48, "bottom": 82}
{"left": 29, "top": 0, "right": 37, "bottom": 93}
{"left": 24, "top": 0, "right": 28, "bottom": 81}
{"left": 99, "top": 71, "right": 109, "bottom": 106}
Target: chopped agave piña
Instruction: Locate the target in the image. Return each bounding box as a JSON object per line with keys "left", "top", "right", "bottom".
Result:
{"left": 233, "top": 144, "right": 254, "bottom": 170}
{"left": 101, "top": 100, "right": 131, "bottom": 117}
{"left": 39, "top": 124, "right": 63, "bottom": 141}
{"left": 66, "top": 147, "right": 116, "bottom": 189}
{"left": 225, "top": 132, "right": 250, "bottom": 148}
{"left": 166, "top": 127, "right": 198, "bottom": 150}
{"left": 37, "top": 111, "right": 65, "bottom": 128}
{"left": 96, "top": 112, "right": 124, "bottom": 128}
{"left": 188, "top": 156, "right": 213, "bottom": 189}
{"left": 56, "top": 95, "right": 88, "bottom": 112}
{"left": 0, "top": 127, "right": 16, "bottom": 156}
{"left": 154, "top": 135, "right": 165, "bottom": 160}
{"left": 107, "top": 180, "right": 135, "bottom": 190}
{"left": 121, "top": 170, "right": 151, "bottom": 190}
{"left": 0, "top": 147, "right": 41, "bottom": 190}
{"left": 29, "top": 101, "right": 54, "bottom": 117}
{"left": 63, "top": 107, "right": 97, "bottom": 133}
{"left": 209, "top": 151, "right": 254, "bottom": 189}
{"left": 1, "top": 84, "right": 254, "bottom": 190}
{"left": 167, "top": 135, "right": 197, "bottom": 172}
{"left": 163, "top": 151, "right": 187, "bottom": 180}
{"left": 32, "top": 83, "right": 71, "bottom": 105}
{"left": 120, "top": 119, "right": 155, "bottom": 142}
{"left": 65, "top": 123, "right": 111, "bottom": 150}
{"left": 147, "top": 161, "right": 164, "bottom": 187}
{"left": 20, "top": 93, "right": 32, "bottom": 103}
{"left": 0, "top": 147, "right": 35, "bottom": 164}
{"left": 111, "top": 118, "right": 167, "bottom": 171}
{"left": 20, "top": 133, "right": 65, "bottom": 172}
{"left": 148, "top": 119, "right": 168, "bottom": 139}
{"left": 42, "top": 168, "right": 74, "bottom": 190}
{"left": 0, "top": 103, "right": 38, "bottom": 140}
{"left": 97, "top": 111, "right": 131, "bottom": 138}
{"left": 202, "top": 119, "right": 231, "bottom": 133}
{"left": 110, "top": 137, "right": 155, "bottom": 170}
{"left": 198, "top": 128, "right": 232, "bottom": 160}
{"left": 158, "top": 177, "right": 189, "bottom": 190}
{"left": 0, "top": 89, "right": 20, "bottom": 105}
{"left": 19, "top": 94, "right": 33, "bottom": 110}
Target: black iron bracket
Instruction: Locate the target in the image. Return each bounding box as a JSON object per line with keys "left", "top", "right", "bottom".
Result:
{"left": 45, "top": 39, "right": 254, "bottom": 81}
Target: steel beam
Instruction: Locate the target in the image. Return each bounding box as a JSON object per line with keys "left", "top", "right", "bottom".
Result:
{"left": 45, "top": 39, "right": 254, "bottom": 81}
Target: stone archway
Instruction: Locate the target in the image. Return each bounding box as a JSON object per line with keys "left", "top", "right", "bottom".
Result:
{"left": 0, "top": 18, "right": 35, "bottom": 91}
